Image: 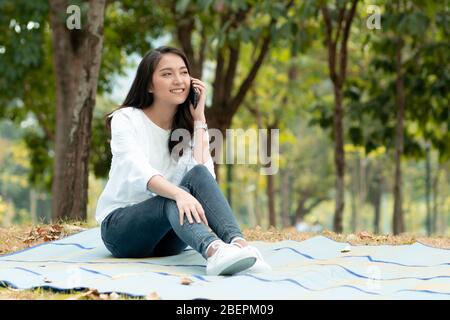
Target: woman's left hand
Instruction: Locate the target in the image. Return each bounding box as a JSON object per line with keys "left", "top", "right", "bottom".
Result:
{"left": 189, "top": 77, "right": 207, "bottom": 122}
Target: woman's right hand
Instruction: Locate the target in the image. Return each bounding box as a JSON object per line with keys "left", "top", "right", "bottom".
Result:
{"left": 174, "top": 188, "right": 209, "bottom": 227}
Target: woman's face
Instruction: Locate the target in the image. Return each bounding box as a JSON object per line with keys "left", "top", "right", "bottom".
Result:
{"left": 150, "top": 53, "right": 190, "bottom": 106}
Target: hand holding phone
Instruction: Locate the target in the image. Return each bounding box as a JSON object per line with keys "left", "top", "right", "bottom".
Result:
{"left": 188, "top": 79, "right": 200, "bottom": 109}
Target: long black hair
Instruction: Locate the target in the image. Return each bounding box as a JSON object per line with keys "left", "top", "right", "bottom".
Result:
{"left": 105, "top": 46, "right": 194, "bottom": 155}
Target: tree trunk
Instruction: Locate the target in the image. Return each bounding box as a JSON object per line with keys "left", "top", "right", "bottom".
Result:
{"left": 393, "top": 38, "right": 405, "bottom": 235}
{"left": 49, "top": 0, "right": 106, "bottom": 222}
{"left": 280, "top": 169, "right": 291, "bottom": 228}
{"left": 321, "top": 0, "right": 358, "bottom": 233}
{"left": 254, "top": 181, "right": 261, "bottom": 227}
{"left": 223, "top": 107, "right": 235, "bottom": 205}
{"left": 294, "top": 195, "right": 327, "bottom": 224}
{"left": 247, "top": 184, "right": 257, "bottom": 227}
{"left": 267, "top": 173, "right": 276, "bottom": 228}
{"left": 369, "top": 164, "right": 383, "bottom": 234}
{"left": 29, "top": 188, "right": 37, "bottom": 224}
{"left": 333, "top": 86, "right": 345, "bottom": 233}
{"left": 295, "top": 198, "right": 307, "bottom": 223}
{"left": 440, "top": 163, "right": 450, "bottom": 235}
{"left": 425, "top": 143, "right": 432, "bottom": 235}
{"left": 350, "top": 154, "right": 359, "bottom": 232}
{"left": 266, "top": 127, "right": 276, "bottom": 228}
{"left": 431, "top": 158, "right": 440, "bottom": 234}
{"left": 373, "top": 189, "right": 381, "bottom": 234}
{"left": 226, "top": 163, "right": 233, "bottom": 207}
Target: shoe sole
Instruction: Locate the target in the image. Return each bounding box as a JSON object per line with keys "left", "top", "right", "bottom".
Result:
{"left": 219, "top": 256, "right": 257, "bottom": 276}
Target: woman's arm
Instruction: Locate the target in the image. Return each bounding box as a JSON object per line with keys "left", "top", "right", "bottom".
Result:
{"left": 147, "top": 175, "right": 208, "bottom": 226}
{"left": 147, "top": 175, "right": 184, "bottom": 200}
{"left": 192, "top": 120, "right": 211, "bottom": 165}
{"left": 184, "top": 78, "right": 215, "bottom": 179}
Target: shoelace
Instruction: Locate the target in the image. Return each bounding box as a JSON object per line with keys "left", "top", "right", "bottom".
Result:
{"left": 211, "top": 243, "right": 235, "bottom": 260}
{"left": 208, "top": 240, "right": 232, "bottom": 256}
{"left": 231, "top": 242, "right": 244, "bottom": 249}
{"left": 230, "top": 237, "right": 246, "bottom": 249}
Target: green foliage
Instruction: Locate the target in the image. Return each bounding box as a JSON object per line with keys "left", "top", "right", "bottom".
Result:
{"left": 0, "top": 0, "right": 448, "bottom": 232}
{"left": 0, "top": 0, "right": 48, "bottom": 109}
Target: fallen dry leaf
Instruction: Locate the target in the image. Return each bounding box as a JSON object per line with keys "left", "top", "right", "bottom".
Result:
{"left": 23, "top": 224, "right": 63, "bottom": 244}
{"left": 43, "top": 277, "right": 52, "bottom": 283}
{"left": 357, "top": 231, "right": 373, "bottom": 239}
{"left": 81, "top": 288, "right": 101, "bottom": 300}
{"left": 49, "top": 225, "right": 63, "bottom": 233}
{"left": 146, "top": 292, "right": 161, "bottom": 300}
{"left": 180, "top": 277, "right": 193, "bottom": 285}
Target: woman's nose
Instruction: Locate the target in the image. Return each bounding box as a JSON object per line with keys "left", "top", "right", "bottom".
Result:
{"left": 173, "top": 74, "right": 182, "bottom": 84}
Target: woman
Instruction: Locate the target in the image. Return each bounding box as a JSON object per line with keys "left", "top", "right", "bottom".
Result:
{"left": 95, "top": 46, "right": 271, "bottom": 276}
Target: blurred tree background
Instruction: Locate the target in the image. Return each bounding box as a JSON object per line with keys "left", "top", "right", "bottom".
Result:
{"left": 0, "top": 0, "right": 448, "bottom": 235}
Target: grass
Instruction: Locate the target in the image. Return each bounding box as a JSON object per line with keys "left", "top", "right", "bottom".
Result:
{"left": 242, "top": 226, "right": 450, "bottom": 248}
{"left": 1, "top": 221, "right": 449, "bottom": 299}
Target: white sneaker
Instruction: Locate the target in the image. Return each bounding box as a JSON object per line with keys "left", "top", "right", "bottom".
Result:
{"left": 206, "top": 242, "right": 257, "bottom": 276}
{"left": 236, "top": 246, "right": 272, "bottom": 274}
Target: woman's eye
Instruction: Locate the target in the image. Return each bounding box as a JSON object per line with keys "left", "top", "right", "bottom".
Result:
{"left": 163, "top": 73, "right": 171, "bottom": 76}
{"left": 182, "top": 71, "right": 188, "bottom": 75}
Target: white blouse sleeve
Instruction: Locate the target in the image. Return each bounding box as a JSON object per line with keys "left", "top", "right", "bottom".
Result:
{"left": 110, "top": 112, "right": 163, "bottom": 194}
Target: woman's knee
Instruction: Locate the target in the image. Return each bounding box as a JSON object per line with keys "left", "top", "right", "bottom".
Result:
{"left": 187, "top": 164, "right": 210, "bottom": 178}
{"left": 182, "top": 165, "right": 215, "bottom": 188}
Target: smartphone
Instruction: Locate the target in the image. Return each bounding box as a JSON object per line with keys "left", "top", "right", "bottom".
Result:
{"left": 188, "top": 79, "right": 199, "bottom": 109}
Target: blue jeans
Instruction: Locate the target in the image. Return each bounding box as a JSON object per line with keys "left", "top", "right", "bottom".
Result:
{"left": 101, "top": 165, "right": 244, "bottom": 260}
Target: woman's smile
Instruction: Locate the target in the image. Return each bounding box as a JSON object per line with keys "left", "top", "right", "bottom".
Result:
{"left": 170, "top": 88, "right": 185, "bottom": 95}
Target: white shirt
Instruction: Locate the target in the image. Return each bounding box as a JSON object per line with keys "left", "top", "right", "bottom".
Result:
{"left": 94, "top": 107, "right": 215, "bottom": 225}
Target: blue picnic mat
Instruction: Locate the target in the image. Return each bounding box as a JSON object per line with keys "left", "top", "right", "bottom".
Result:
{"left": 0, "top": 227, "right": 449, "bottom": 299}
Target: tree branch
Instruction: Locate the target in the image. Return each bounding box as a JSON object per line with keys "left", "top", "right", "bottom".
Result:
{"left": 171, "top": 2, "right": 199, "bottom": 77}
{"left": 212, "top": 47, "right": 225, "bottom": 109}
{"left": 198, "top": 24, "right": 208, "bottom": 79}
{"left": 321, "top": 5, "right": 338, "bottom": 84}
{"left": 223, "top": 44, "right": 240, "bottom": 105}
{"left": 321, "top": 5, "right": 333, "bottom": 45}
{"left": 304, "top": 197, "right": 328, "bottom": 215}
{"left": 228, "top": 0, "right": 294, "bottom": 116}
{"left": 211, "top": 10, "right": 229, "bottom": 109}
{"left": 334, "top": 4, "right": 345, "bottom": 44}
{"left": 228, "top": 21, "right": 273, "bottom": 115}
{"left": 338, "top": 0, "right": 358, "bottom": 85}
